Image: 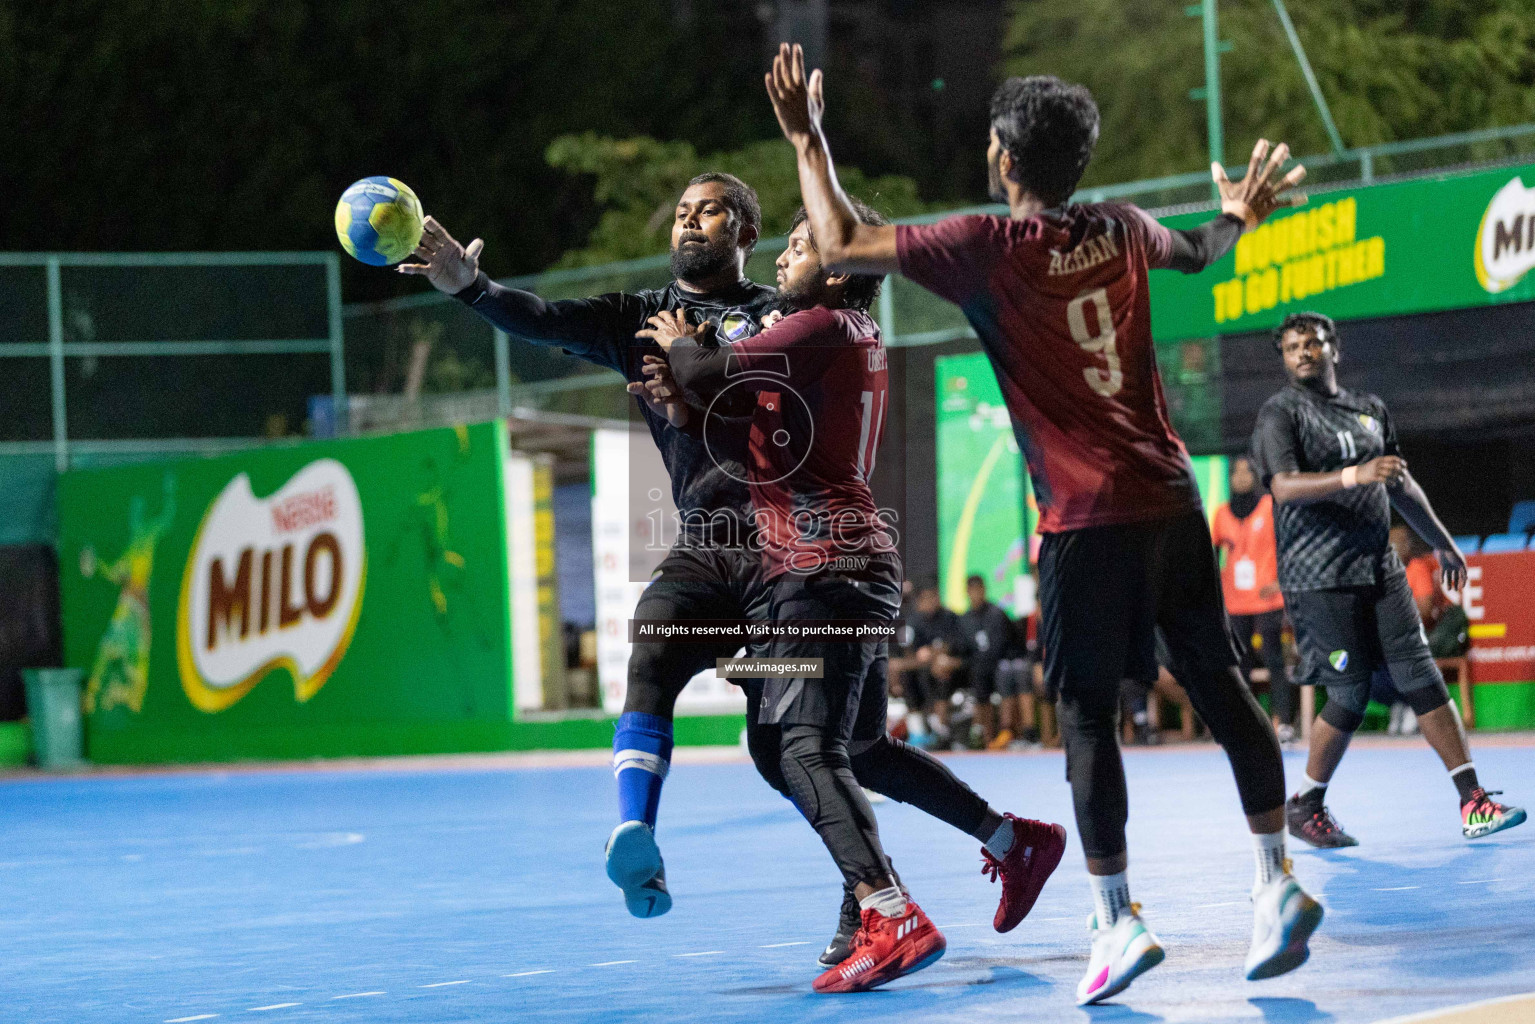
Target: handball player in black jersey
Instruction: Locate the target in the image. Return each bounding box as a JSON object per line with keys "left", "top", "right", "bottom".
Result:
{"left": 1251, "top": 311, "right": 1524, "bottom": 847}
{"left": 401, "top": 180, "right": 1060, "bottom": 954}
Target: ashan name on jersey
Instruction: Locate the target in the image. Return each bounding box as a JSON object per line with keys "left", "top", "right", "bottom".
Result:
{"left": 176, "top": 459, "right": 365, "bottom": 712}
{"left": 1047, "top": 231, "right": 1120, "bottom": 276}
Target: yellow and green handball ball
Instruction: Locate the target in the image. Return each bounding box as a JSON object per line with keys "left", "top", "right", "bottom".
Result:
{"left": 334, "top": 176, "right": 424, "bottom": 266}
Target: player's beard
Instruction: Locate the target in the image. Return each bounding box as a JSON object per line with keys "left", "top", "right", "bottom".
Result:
{"left": 670, "top": 231, "right": 737, "bottom": 284}
{"left": 773, "top": 272, "right": 826, "bottom": 315}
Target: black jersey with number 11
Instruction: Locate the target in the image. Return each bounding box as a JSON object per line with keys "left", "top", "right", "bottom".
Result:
{"left": 1250, "top": 382, "right": 1402, "bottom": 592}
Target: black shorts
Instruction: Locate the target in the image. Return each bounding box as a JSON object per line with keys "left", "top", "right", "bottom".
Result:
{"left": 1284, "top": 571, "right": 1441, "bottom": 717}
{"left": 1039, "top": 510, "right": 1238, "bottom": 698}
{"left": 756, "top": 561, "right": 902, "bottom": 740}
{"left": 631, "top": 541, "right": 773, "bottom": 678}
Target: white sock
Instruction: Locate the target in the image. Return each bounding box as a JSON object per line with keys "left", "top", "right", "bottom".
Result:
{"left": 1089, "top": 871, "right": 1132, "bottom": 929}
{"left": 982, "top": 816, "right": 1015, "bottom": 859}
{"left": 905, "top": 712, "right": 928, "bottom": 737}
{"left": 1297, "top": 774, "right": 1327, "bottom": 797}
{"left": 1252, "top": 831, "right": 1288, "bottom": 889}
{"left": 858, "top": 885, "right": 909, "bottom": 919}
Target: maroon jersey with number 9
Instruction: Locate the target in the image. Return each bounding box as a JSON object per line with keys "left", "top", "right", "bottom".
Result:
{"left": 897, "top": 204, "right": 1200, "bottom": 533}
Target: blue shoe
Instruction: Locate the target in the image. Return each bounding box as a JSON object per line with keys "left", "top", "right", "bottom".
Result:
{"left": 606, "top": 821, "right": 672, "bottom": 918}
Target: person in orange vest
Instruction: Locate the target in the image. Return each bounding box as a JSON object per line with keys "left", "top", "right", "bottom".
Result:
{"left": 1213, "top": 457, "right": 1295, "bottom": 742}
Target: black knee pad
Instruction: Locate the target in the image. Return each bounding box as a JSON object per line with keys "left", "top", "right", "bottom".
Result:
{"left": 779, "top": 725, "right": 852, "bottom": 820}
{"left": 1319, "top": 692, "right": 1366, "bottom": 734}
{"left": 746, "top": 722, "right": 792, "bottom": 799}
{"left": 624, "top": 644, "right": 696, "bottom": 716}
{"left": 1403, "top": 676, "right": 1452, "bottom": 716}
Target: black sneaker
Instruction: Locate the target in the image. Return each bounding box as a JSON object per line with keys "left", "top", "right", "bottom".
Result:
{"left": 1286, "top": 792, "right": 1359, "bottom": 848}
{"left": 819, "top": 885, "right": 861, "bottom": 966}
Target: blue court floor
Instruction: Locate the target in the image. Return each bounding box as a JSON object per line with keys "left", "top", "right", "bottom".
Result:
{"left": 1, "top": 740, "right": 1531, "bottom": 1024}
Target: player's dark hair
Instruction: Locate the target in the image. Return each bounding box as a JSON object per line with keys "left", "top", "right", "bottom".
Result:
{"left": 789, "top": 199, "right": 890, "bottom": 311}
{"left": 989, "top": 76, "right": 1100, "bottom": 206}
{"left": 688, "top": 172, "right": 762, "bottom": 256}
{"left": 1272, "top": 311, "right": 1339, "bottom": 353}
{"left": 966, "top": 574, "right": 985, "bottom": 589}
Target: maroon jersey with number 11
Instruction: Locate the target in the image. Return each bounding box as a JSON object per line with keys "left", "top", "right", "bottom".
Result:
{"left": 716, "top": 305, "right": 894, "bottom": 577}
{"left": 897, "top": 204, "right": 1201, "bottom": 533}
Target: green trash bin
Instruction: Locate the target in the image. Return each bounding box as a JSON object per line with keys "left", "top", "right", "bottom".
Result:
{"left": 22, "top": 669, "right": 85, "bottom": 769}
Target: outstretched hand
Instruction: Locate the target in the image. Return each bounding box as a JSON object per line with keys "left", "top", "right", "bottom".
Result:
{"left": 396, "top": 216, "right": 484, "bottom": 294}
{"left": 1437, "top": 546, "right": 1468, "bottom": 593}
{"left": 1213, "top": 139, "right": 1307, "bottom": 232}
{"left": 765, "top": 42, "right": 825, "bottom": 149}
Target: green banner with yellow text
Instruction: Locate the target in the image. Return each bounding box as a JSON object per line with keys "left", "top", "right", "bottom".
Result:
{"left": 1151, "top": 162, "right": 1535, "bottom": 341}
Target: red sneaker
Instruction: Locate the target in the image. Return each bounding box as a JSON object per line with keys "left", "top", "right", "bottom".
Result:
{"left": 812, "top": 901, "right": 946, "bottom": 993}
{"left": 982, "top": 814, "right": 1068, "bottom": 932}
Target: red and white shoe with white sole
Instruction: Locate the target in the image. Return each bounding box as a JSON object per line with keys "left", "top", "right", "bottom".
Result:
{"left": 812, "top": 900, "right": 946, "bottom": 993}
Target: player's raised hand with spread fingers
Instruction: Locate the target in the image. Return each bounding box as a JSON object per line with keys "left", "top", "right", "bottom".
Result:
{"left": 766, "top": 42, "right": 825, "bottom": 150}
{"left": 1214, "top": 139, "right": 1308, "bottom": 232}
{"left": 397, "top": 215, "right": 484, "bottom": 294}
{"left": 765, "top": 42, "right": 901, "bottom": 274}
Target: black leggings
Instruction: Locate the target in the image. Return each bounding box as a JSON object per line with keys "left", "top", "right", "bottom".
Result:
{"left": 1047, "top": 514, "right": 1285, "bottom": 861}
{"left": 778, "top": 724, "right": 891, "bottom": 888}
{"left": 747, "top": 722, "right": 990, "bottom": 837}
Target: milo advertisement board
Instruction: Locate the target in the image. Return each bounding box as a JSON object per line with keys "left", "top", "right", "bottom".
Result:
{"left": 58, "top": 423, "right": 515, "bottom": 763}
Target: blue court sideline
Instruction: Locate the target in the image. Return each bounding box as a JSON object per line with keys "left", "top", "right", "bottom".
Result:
{"left": 2, "top": 742, "right": 1531, "bottom": 1024}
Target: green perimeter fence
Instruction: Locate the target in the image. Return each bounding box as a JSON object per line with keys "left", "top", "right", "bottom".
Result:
{"left": 341, "top": 121, "right": 1535, "bottom": 431}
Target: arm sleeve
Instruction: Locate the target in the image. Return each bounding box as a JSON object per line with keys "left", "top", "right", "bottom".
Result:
{"left": 895, "top": 216, "right": 1002, "bottom": 307}
{"left": 453, "top": 272, "right": 642, "bottom": 375}
{"left": 1155, "top": 213, "right": 1245, "bottom": 273}
{"left": 1250, "top": 404, "right": 1302, "bottom": 487}
{"left": 1379, "top": 401, "right": 1401, "bottom": 457}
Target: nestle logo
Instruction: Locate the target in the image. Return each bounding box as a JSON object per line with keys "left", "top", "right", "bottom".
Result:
{"left": 270, "top": 486, "right": 337, "bottom": 533}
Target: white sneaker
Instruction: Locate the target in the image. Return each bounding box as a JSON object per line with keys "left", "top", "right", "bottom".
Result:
{"left": 1076, "top": 904, "right": 1165, "bottom": 1005}
{"left": 605, "top": 821, "right": 672, "bottom": 918}
{"left": 1245, "top": 873, "right": 1323, "bottom": 980}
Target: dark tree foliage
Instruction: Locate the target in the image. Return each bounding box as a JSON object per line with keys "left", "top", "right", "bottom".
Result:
{"left": 0, "top": 0, "right": 777, "bottom": 300}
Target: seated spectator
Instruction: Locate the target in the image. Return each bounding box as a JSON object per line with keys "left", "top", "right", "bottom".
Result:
{"left": 1123, "top": 630, "right": 1200, "bottom": 744}
{"left": 957, "top": 575, "right": 1018, "bottom": 749}
{"left": 890, "top": 582, "right": 965, "bottom": 748}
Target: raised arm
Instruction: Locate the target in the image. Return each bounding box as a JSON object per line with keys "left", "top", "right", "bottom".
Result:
{"left": 766, "top": 44, "right": 897, "bottom": 275}
{"left": 398, "top": 216, "right": 634, "bottom": 359}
